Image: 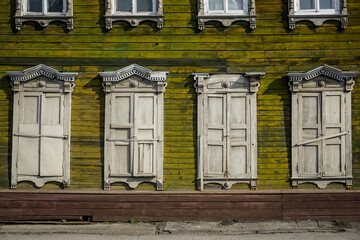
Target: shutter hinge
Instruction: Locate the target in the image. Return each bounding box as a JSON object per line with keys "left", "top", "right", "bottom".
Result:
{"left": 202, "top": 98, "right": 205, "bottom": 106}
{"left": 296, "top": 165, "right": 299, "bottom": 173}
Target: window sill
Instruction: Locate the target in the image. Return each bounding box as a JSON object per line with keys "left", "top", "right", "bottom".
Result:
{"left": 14, "top": 15, "right": 74, "bottom": 30}
{"left": 197, "top": 14, "right": 257, "bottom": 30}
{"left": 104, "top": 14, "right": 164, "bottom": 29}
{"left": 288, "top": 13, "right": 348, "bottom": 29}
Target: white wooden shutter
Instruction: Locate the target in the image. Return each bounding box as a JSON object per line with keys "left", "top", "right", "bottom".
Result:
{"left": 298, "top": 93, "right": 321, "bottom": 177}
{"left": 228, "top": 94, "right": 249, "bottom": 178}
{"left": 134, "top": 94, "right": 157, "bottom": 176}
{"left": 40, "top": 93, "right": 64, "bottom": 177}
{"left": 109, "top": 93, "right": 133, "bottom": 176}
{"left": 322, "top": 91, "right": 346, "bottom": 177}
{"left": 17, "top": 92, "right": 41, "bottom": 176}
{"left": 204, "top": 94, "right": 226, "bottom": 177}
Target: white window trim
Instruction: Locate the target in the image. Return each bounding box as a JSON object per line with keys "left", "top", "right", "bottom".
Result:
{"left": 100, "top": 64, "right": 167, "bottom": 191}
{"left": 23, "top": 0, "right": 67, "bottom": 16}
{"left": 193, "top": 72, "right": 265, "bottom": 190}
{"left": 288, "top": 65, "right": 358, "bottom": 189}
{"left": 198, "top": 0, "right": 257, "bottom": 30}
{"left": 6, "top": 64, "right": 77, "bottom": 189}
{"left": 15, "top": 0, "right": 74, "bottom": 30}
{"left": 105, "top": 0, "right": 164, "bottom": 29}
{"left": 288, "top": 0, "right": 348, "bottom": 29}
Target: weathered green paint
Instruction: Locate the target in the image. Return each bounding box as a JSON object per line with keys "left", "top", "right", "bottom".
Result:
{"left": 0, "top": 0, "right": 359, "bottom": 190}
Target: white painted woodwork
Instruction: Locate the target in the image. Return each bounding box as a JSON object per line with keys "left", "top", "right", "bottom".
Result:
{"left": 7, "top": 64, "right": 77, "bottom": 189}
{"left": 288, "top": 65, "right": 358, "bottom": 189}
{"left": 101, "top": 64, "right": 167, "bottom": 190}
{"left": 194, "top": 72, "right": 265, "bottom": 190}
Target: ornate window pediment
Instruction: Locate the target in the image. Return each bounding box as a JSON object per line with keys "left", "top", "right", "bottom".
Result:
{"left": 14, "top": 0, "right": 74, "bottom": 30}
{"left": 105, "top": 0, "right": 164, "bottom": 29}
{"left": 6, "top": 65, "right": 77, "bottom": 189}
{"left": 193, "top": 72, "right": 265, "bottom": 190}
{"left": 288, "top": 65, "right": 358, "bottom": 189}
{"left": 288, "top": 0, "right": 348, "bottom": 29}
{"left": 197, "top": 0, "right": 257, "bottom": 30}
{"left": 100, "top": 64, "right": 167, "bottom": 190}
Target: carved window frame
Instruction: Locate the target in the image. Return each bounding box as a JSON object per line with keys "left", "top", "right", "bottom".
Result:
{"left": 193, "top": 72, "right": 265, "bottom": 190}
{"left": 288, "top": 0, "right": 348, "bottom": 29}
{"left": 105, "top": 0, "right": 164, "bottom": 29}
{"left": 197, "top": 0, "right": 257, "bottom": 30}
{"left": 6, "top": 64, "right": 77, "bottom": 189}
{"left": 288, "top": 65, "right": 358, "bottom": 189}
{"left": 14, "top": 0, "right": 74, "bottom": 30}
{"left": 100, "top": 64, "right": 167, "bottom": 190}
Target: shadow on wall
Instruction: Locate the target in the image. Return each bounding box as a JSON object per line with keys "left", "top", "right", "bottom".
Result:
{"left": 261, "top": 76, "right": 292, "bottom": 188}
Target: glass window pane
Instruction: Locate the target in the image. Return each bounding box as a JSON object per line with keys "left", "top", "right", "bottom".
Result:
{"left": 320, "top": 0, "right": 334, "bottom": 9}
{"left": 48, "top": 0, "right": 64, "bottom": 12}
{"left": 28, "top": 0, "right": 43, "bottom": 12}
{"left": 300, "top": 0, "right": 315, "bottom": 10}
{"left": 228, "top": 0, "right": 243, "bottom": 10}
{"left": 137, "top": 0, "right": 153, "bottom": 12}
{"left": 209, "top": 0, "right": 224, "bottom": 11}
{"left": 117, "top": 0, "right": 132, "bottom": 12}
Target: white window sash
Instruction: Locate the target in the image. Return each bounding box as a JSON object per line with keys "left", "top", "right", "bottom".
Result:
{"left": 295, "top": 0, "right": 339, "bottom": 15}
{"left": 24, "top": 0, "right": 66, "bottom": 15}
{"left": 205, "top": 0, "right": 248, "bottom": 15}
{"left": 113, "top": 0, "right": 156, "bottom": 15}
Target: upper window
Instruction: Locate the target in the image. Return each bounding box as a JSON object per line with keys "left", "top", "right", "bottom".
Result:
{"left": 113, "top": 0, "right": 156, "bottom": 14}
{"left": 105, "top": 0, "right": 164, "bottom": 29}
{"left": 15, "top": 0, "right": 74, "bottom": 30}
{"left": 198, "top": 0, "right": 257, "bottom": 30}
{"left": 288, "top": 0, "right": 348, "bottom": 29}
{"left": 24, "top": 0, "right": 66, "bottom": 15}
{"left": 205, "top": 0, "right": 248, "bottom": 14}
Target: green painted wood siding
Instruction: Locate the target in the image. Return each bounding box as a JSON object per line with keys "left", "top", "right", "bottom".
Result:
{"left": 0, "top": 0, "right": 359, "bottom": 190}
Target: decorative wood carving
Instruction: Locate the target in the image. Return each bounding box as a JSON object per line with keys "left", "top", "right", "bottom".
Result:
{"left": 288, "top": 65, "right": 358, "bottom": 189}
{"left": 105, "top": 0, "right": 164, "bottom": 29}
{"left": 100, "top": 64, "right": 167, "bottom": 190}
{"left": 193, "top": 72, "right": 265, "bottom": 190}
{"left": 6, "top": 64, "right": 78, "bottom": 189}
{"left": 14, "top": 0, "right": 75, "bottom": 30}
{"left": 197, "top": 0, "right": 257, "bottom": 30}
{"left": 288, "top": 0, "right": 348, "bottom": 29}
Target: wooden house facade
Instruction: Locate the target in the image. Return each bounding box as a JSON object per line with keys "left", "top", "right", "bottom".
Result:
{"left": 0, "top": 0, "right": 360, "bottom": 221}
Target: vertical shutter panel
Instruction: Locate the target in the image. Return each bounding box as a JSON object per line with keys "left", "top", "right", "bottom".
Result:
{"left": 110, "top": 94, "right": 133, "bottom": 176}
{"left": 40, "top": 93, "right": 64, "bottom": 177}
{"left": 229, "top": 94, "right": 248, "bottom": 177}
{"left": 204, "top": 95, "right": 226, "bottom": 177}
{"left": 17, "top": 93, "right": 41, "bottom": 176}
{"left": 322, "top": 92, "right": 346, "bottom": 176}
{"left": 298, "top": 93, "right": 321, "bottom": 177}
{"left": 135, "top": 94, "right": 156, "bottom": 176}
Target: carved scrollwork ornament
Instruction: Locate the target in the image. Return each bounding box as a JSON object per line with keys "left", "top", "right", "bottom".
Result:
{"left": 222, "top": 81, "right": 230, "bottom": 88}
{"left": 318, "top": 80, "right": 326, "bottom": 87}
